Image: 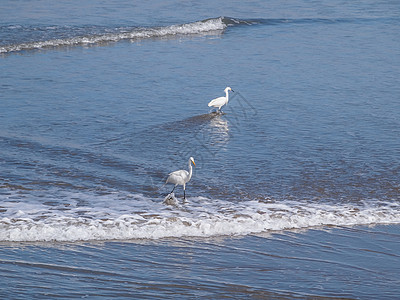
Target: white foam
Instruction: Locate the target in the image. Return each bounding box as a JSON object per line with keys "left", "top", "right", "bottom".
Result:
{"left": 0, "top": 190, "right": 399, "bottom": 242}
{"left": 0, "top": 18, "right": 226, "bottom": 53}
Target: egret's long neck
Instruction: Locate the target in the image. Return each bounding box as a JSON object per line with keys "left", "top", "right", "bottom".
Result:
{"left": 188, "top": 161, "right": 193, "bottom": 180}
{"left": 225, "top": 90, "right": 229, "bottom": 103}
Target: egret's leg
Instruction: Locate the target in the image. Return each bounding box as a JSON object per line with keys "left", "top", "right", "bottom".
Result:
{"left": 183, "top": 184, "right": 186, "bottom": 199}
{"left": 170, "top": 185, "right": 176, "bottom": 194}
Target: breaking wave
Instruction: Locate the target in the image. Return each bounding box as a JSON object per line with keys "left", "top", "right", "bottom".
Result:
{"left": 1, "top": 190, "right": 399, "bottom": 242}
{"left": 0, "top": 17, "right": 228, "bottom": 54}
{"left": 2, "top": 16, "right": 396, "bottom": 54}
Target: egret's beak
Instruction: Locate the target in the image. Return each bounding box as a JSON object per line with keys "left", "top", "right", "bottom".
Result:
{"left": 192, "top": 160, "right": 196, "bottom": 167}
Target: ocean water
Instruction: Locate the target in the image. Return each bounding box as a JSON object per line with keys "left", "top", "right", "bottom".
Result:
{"left": 1, "top": 0, "right": 400, "bottom": 298}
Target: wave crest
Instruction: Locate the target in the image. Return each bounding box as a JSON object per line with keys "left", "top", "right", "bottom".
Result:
{"left": 0, "top": 17, "right": 226, "bottom": 54}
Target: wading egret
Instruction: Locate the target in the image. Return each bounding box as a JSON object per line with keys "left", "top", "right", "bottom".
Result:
{"left": 165, "top": 157, "right": 196, "bottom": 199}
{"left": 208, "top": 87, "right": 234, "bottom": 113}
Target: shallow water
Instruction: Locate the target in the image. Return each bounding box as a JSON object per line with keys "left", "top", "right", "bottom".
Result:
{"left": 1, "top": 0, "right": 400, "bottom": 298}
{"left": 1, "top": 226, "right": 400, "bottom": 299}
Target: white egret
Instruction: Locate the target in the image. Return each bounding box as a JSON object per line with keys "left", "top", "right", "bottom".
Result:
{"left": 165, "top": 157, "right": 196, "bottom": 199}
{"left": 208, "top": 87, "right": 234, "bottom": 113}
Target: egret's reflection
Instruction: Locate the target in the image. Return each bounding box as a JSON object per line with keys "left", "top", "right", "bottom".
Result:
{"left": 206, "top": 113, "right": 230, "bottom": 150}
{"left": 209, "top": 114, "right": 229, "bottom": 135}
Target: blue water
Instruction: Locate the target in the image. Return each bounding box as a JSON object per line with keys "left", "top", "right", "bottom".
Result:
{"left": 1, "top": 0, "right": 400, "bottom": 298}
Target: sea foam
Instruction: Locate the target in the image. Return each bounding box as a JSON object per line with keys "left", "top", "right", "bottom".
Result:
{"left": 1, "top": 191, "right": 399, "bottom": 242}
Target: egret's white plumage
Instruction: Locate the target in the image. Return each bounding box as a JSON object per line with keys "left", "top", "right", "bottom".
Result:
{"left": 165, "top": 157, "right": 195, "bottom": 199}
{"left": 208, "top": 87, "right": 234, "bottom": 112}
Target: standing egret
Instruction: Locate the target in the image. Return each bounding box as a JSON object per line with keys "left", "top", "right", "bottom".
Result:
{"left": 208, "top": 87, "right": 234, "bottom": 113}
{"left": 165, "top": 157, "right": 196, "bottom": 200}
